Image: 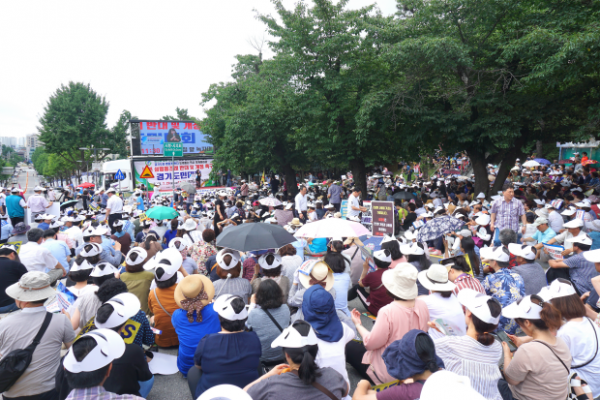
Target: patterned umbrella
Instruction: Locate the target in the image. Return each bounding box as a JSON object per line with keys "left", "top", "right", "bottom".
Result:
{"left": 416, "top": 216, "right": 465, "bottom": 242}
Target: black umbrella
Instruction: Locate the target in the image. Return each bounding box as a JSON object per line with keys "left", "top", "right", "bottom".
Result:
{"left": 60, "top": 200, "right": 79, "bottom": 210}
{"left": 216, "top": 223, "right": 297, "bottom": 252}
{"left": 393, "top": 191, "right": 416, "bottom": 200}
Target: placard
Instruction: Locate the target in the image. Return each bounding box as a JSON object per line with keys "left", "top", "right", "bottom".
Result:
{"left": 340, "top": 200, "right": 349, "bottom": 219}
{"left": 371, "top": 201, "right": 395, "bottom": 237}
{"left": 412, "top": 220, "right": 425, "bottom": 229}
{"left": 543, "top": 243, "right": 564, "bottom": 260}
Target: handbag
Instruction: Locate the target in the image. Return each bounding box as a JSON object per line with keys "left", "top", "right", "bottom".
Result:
{"left": 0, "top": 312, "right": 53, "bottom": 392}
{"left": 533, "top": 340, "right": 581, "bottom": 400}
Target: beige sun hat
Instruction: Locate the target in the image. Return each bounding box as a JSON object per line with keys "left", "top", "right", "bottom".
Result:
{"left": 174, "top": 274, "right": 215, "bottom": 308}
{"left": 381, "top": 263, "right": 418, "bottom": 300}
{"left": 298, "top": 260, "right": 334, "bottom": 291}
{"left": 6, "top": 271, "right": 57, "bottom": 302}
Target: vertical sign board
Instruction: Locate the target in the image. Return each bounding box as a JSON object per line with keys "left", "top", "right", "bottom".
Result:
{"left": 371, "top": 201, "right": 395, "bottom": 236}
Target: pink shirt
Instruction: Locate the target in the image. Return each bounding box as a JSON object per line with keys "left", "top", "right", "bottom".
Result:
{"left": 362, "top": 299, "right": 430, "bottom": 384}
{"left": 389, "top": 257, "right": 407, "bottom": 269}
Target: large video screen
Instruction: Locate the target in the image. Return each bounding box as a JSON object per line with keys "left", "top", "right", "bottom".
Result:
{"left": 130, "top": 120, "right": 213, "bottom": 156}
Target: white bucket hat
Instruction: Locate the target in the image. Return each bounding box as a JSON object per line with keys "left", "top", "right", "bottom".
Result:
{"left": 475, "top": 214, "right": 491, "bottom": 226}
{"left": 271, "top": 323, "right": 318, "bottom": 349}
{"left": 417, "top": 264, "right": 456, "bottom": 292}
{"left": 216, "top": 249, "right": 241, "bottom": 270}
{"left": 182, "top": 219, "right": 197, "bottom": 231}
{"left": 457, "top": 289, "right": 501, "bottom": 325}
{"left": 258, "top": 253, "right": 282, "bottom": 270}
{"left": 5, "top": 271, "right": 56, "bottom": 302}
{"left": 479, "top": 246, "right": 510, "bottom": 263}
{"left": 502, "top": 295, "right": 543, "bottom": 320}
{"left": 538, "top": 279, "right": 577, "bottom": 302}
{"left": 214, "top": 294, "right": 248, "bottom": 321}
{"left": 381, "top": 263, "right": 418, "bottom": 300}
{"left": 507, "top": 243, "right": 536, "bottom": 261}
{"left": 95, "top": 293, "right": 141, "bottom": 329}
{"left": 63, "top": 329, "right": 126, "bottom": 373}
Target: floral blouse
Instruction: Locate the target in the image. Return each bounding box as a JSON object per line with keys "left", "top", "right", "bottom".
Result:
{"left": 483, "top": 268, "right": 525, "bottom": 334}
{"left": 188, "top": 241, "right": 217, "bottom": 274}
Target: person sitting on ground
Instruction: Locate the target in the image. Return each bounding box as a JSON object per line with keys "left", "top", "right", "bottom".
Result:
{"left": 403, "top": 242, "right": 433, "bottom": 295}
{"left": 248, "top": 280, "right": 290, "bottom": 366}
{"left": 65, "top": 258, "right": 96, "bottom": 298}
{"left": 278, "top": 243, "right": 303, "bottom": 283}
{"left": 213, "top": 249, "right": 253, "bottom": 304}
{"left": 480, "top": 246, "right": 525, "bottom": 334}
{"left": 60, "top": 329, "right": 146, "bottom": 400}
{"left": 508, "top": 243, "right": 548, "bottom": 295}
{"left": 347, "top": 249, "right": 393, "bottom": 317}
{"left": 417, "top": 263, "right": 466, "bottom": 339}
{"left": 380, "top": 235, "right": 406, "bottom": 268}
{"left": 251, "top": 253, "right": 291, "bottom": 304}
{"left": 171, "top": 274, "right": 221, "bottom": 377}
{"left": 323, "top": 246, "right": 351, "bottom": 316}
{"left": 346, "top": 263, "right": 430, "bottom": 385}
{"left": 244, "top": 321, "right": 348, "bottom": 400}
{"left": 120, "top": 247, "right": 154, "bottom": 315}
{"left": 433, "top": 289, "right": 503, "bottom": 400}
{"left": 111, "top": 220, "right": 132, "bottom": 256}
{"left": 353, "top": 329, "right": 444, "bottom": 400}
{"left": 56, "top": 293, "right": 154, "bottom": 399}
{"left": 548, "top": 235, "right": 598, "bottom": 295}
{"left": 302, "top": 285, "right": 355, "bottom": 393}
{"left": 188, "top": 229, "right": 217, "bottom": 276}
{"left": 189, "top": 295, "right": 261, "bottom": 397}
{"left": 459, "top": 237, "right": 484, "bottom": 282}
{"left": 498, "top": 295, "right": 571, "bottom": 400}
{"left": 441, "top": 256, "right": 485, "bottom": 296}
{"left": 0, "top": 271, "right": 76, "bottom": 400}
{"left": 19, "top": 227, "right": 66, "bottom": 282}
{"left": 0, "top": 244, "right": 28, "bottom": 314}
{"left": 147, "top": 248, "right": 183, "bottom": 348}
{"left": 68, "top": 263, "right": 119, "bottom": 330}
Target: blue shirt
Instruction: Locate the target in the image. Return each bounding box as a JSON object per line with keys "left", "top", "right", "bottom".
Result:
{"left": 333, "top": 272, "right": 351, "bottom": 316}
{"left": 127, "top": 309, "right": 155, "bottom": 348}
{"left": 101, "top": 194, "right": 108, "bottom": 206}
{"left": 532, "top": 227, "right": 557, "bottom": 243}
{"left": 136, "top": 196, "right": 145, "bottom": 211}
{"left": 564, "top": 252, "right": 600, "bottom": 294}
{"left": 193, "top": 331, "right": 261, "bottom": 397}
{"left": 328, "top": 184, "right": 342, "bottom": 204}
{"left": 483, "top": 268, "right": 525, "bottom": 334}
{"left": 590, "top": 232, "right": 600, "bottom": 251}
{"left": 1, "top": 221, "right": 13, "bottom": 240}
{"left": 171, "top": 304, "right": 221, "bottom": 376}
{"left": 41, "top": 238, "right": 70, "bottom": 271}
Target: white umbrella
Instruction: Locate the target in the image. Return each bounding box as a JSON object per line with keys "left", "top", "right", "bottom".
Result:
{"left": 522, "top": 160, "right": 540, "bottom": 168}
{"left": 293, "top": 218, "right": 370, "bottom": 239}
{"left": 259, "top": 196, "right": 282, "bottom": 207}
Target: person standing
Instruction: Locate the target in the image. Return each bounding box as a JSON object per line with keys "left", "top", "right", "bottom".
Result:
{"left": 270, "top": 175, "right": 280, "bottom": 194}
{"left": 214, "top": 191, "right": 227, "bottom": 237}
{"left": 240, "top": 180, "right": 249, "bottom": 200}
{"left": 27, "top": 187, "right": 52, "bottom": 221}
{"left": 327, "top": 180, "right": 343, "bottom": 211}
{"left": 490, "top": 185, "right": 527, "bottom": 246}
{"left": 294, "top": 186, "right": 308, "bottom": 223}
{"left": 6, "top": 187, "right": 27, "bottom": 227}
{"left": 105, "top": 188, "right": 123, "bottom": 233}
{"left": 347, "top": 187, "right": 367, "bottom": 219}
{"left": 0, "top": 271, "right": 77, "bottom": 400}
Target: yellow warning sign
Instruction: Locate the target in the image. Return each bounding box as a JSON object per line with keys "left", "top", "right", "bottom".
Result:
{"left": 140, "top": 165, "right": 154, "bottom": 179}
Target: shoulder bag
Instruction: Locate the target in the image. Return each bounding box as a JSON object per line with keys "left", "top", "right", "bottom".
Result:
{"left": 153, "top": 288, "right": 172, "bottom": 317}
{"left": 290, "top": 369, "right": 340, "bottom": 400}
{"left": 0, "top": 312, "right": 53, "bottom": 392}
{"left": 571, "top": 318, "right": 598, "bottom": 369}
{"left": 262, "top": 308, "right": 283, "bottom": 332}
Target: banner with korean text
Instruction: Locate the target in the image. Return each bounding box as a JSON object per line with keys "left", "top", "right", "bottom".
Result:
{"left": 134, "top": 120, "right": 212, "bottom": 155}
{"left": 134, "top": 159, "right": 213, "bottom": 189}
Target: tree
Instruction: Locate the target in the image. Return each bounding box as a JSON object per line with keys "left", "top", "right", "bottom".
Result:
{"left": 162, "top": 108, "right": 197, "bottom": 121}
{"left": 38, "top": 82, "right": 114, "bottom": 165}
{"left": 111, "top": 110, "right": 138, "bottom": 159}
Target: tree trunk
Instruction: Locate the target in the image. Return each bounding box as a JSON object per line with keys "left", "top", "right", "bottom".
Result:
{"left": 283, "top": 163, "right": 298, "bottom": 201}
{"left": 421, "top": 156, "right": 429, "bottom": 179}
{"left": 350, "top": 158, "right": 367, "bottom": 195}
{"left": 491, "top": 156, "right": 517, "bottom": 195}
{"left": 535, "top": 140, "right": 543, "bottom": 158}
{"left": 469, "top": 152, "right": 490, "bottom": 199}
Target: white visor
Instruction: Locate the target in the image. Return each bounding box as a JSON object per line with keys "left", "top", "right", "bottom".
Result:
{"left": 90, "top": 262, "right": 118, "bottom": 278}
{"left": 70, "top": 259, "right": 94, "bottom": 272}
{"left": 373, "top": 249, "right": 392, "bottom": 263}
{"left": 457, "top": 289, "right": 501, "bottom": 325}
{"left": 216, "top": 249, "right": 241, "bottom": 270}
{"left": 479, "top": 246, "right": 510, "bottom": 263}
{"left": 63, "top": 329, "right": 126, "bottom": 373}
{"left": 214, "top": 294, "right": 248, "bottom": 321}
{"left": 502, "top": 295, "right": 543, "bottom": 320}
{"left": 95, "top": 293, "right": 141, "bottom": 329}
{"left": 507, "top": 243, "right": 536, "bottom": 261}
{"left": 258, "top": 253, "right": 282, "bottom": 270}
{"left": 271, "top": 323, "right": 319, "bottom": 349}
{"left": 126, "top": 247, "right": 148, "bottom": 266}
{"left": 80, "top": 243, "right": 102, "bottom": 257}
{"left": 538, "top": 279, "right": 577, "bottom": 301}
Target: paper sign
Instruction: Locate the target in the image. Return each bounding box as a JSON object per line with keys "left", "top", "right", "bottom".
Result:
{"left": 148, "top": 352, "right": 179, "bottom": 375}
{"left": 360, "top": 245, "right": 376, "bottom": 272}
{"left": 56, "top": 282, "right": 77, "bottom": 311}
{"left": 2, "top": 241, "right": 22, "bottom": 254}
{"left": 298, "top": 260, "right": 317, "bottom": 276}
{"left": 412, "top": 220, "right": 425, "bottom": 229}
{"left": 576, "top": 210, "right": 585, "bottom": 221}
{"left": 551, "top": 199, "right": 563, "bottom": 210}
{"left": 340, "top": 200, "right": 349, "bottom": 220}
{"left": 434, "top": 318, "right": 458, "bottom": 336}
{"left": 543, "top": 243, "right": 564, "bottom": 260}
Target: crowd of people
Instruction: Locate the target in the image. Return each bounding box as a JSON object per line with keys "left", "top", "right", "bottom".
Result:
{"left": 1, "top": 153, "right": 600, "bottom": 400}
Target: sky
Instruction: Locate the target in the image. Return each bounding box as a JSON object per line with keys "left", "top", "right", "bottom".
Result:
{"left": 0, "top": 0, "right": 398, "bottom": 139}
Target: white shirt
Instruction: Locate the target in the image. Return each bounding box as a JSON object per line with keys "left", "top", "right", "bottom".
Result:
{"left": 26, "top": 194, "right": 49, "bottom": 213}
{"left": 315, "top": 323, "right": 355, "bottom": 386}
{"left": 433, "top": 198, "right": 444, "bottom": 208}
{"left": 558, "top": 318, "right": 600, "bottom": 395}
{"left": 106, "top": 195, "right": 123, "bottom": 215}
{"left": 548, "top": 210, "right": 564, "bottom": 233}
{"left": 347, "top": 194, "right": 360, "bottom": 217}
{"left": 295, "top": 192, "right": 307, "bottom": 212}
{"left": 421, "top": 292, "right": 467, "bottom": 339}
{"left": 19, "top": 241, "right": 59, "bottom": 272}
{"left": 65, "top": 226, "right": 84, "bottom": 248}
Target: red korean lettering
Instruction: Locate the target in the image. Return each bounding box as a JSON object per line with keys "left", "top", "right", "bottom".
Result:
{"left": 171, "top": 122, "right": 180, "bottom": 129}
{"left": 184, "top": 122, "right": 194, "bottom": 129}
{"left": 147, "top": 122, "right": 157, "bottom": 130}
{"left": 158, "top": 122, "right": 168, "bottom": 129}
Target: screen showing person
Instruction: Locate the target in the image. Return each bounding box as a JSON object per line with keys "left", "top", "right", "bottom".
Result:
{"left": 166, "top": 128, "right": 181, "bottom": 142}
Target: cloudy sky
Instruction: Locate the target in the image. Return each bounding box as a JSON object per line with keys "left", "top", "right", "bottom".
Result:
{"left": 0, "top": 0, "right": 398, "bottom": 138}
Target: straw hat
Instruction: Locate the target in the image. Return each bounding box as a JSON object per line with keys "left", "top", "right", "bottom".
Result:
{"left": 298, "top": 261, "right": 334, "bottom": 291}
{"left": 174, "top": 274, "right": 215, "bottom": 308}
{"left": 289, "top": 218, "right": 303, "bottom": 227}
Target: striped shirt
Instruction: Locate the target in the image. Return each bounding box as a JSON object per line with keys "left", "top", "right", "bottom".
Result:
{"left": 452, "top": 273, "right": 485, "bottom": 296}
{"left": 435, "top": 335, "right": 503, "bottom": 400}
{"left": 66, "top": 386, "right": 144, "bottom": 400}
{"left": 491, "top": 197, "right": 525, "bottom": 232}
{"left": 564, "top": 253, "right": 600, "bottom": 294}
{"left": 213, "top": 277, "right": 253, "bottom": 304}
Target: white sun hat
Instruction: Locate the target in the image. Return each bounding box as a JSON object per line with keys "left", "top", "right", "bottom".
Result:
{"left": 258, "top": 253, "right": 282, "bottom": 270}
{"left": 216, "top": 249, "right": 241, "bottom": 270}
{"left": 197, "top": 385, "right": 253, "bottom": 400}
{"left": 213, "top": 294, "right": 248, "bottom": 321}
{"left": 584, "top": 249, "right": 600, "bottom": 263}
{"left": 475, "top": 214, "right": 491, "bottom": 226}
{"left": 70, "top": 259, "right": 95, "bottom": 272}
{"left": 561, "top": 207, "right": 577, "bottom": 216}
{"left": 95, "top": 293, "right": 141, "bottom": 329}
{"left": 90, "top": 262, "right": 119, "bottom": 278}
{"left": 563, "top": 219, "right": 584, "bottom": 229}
{"left": 381, "top": 263, "right": 418, "bottom": 300}
{"left": 373, "top": 249, "right": 392, "bottom": 263}
{"left": 420, "top": 370, "right": 486, "bottom": 400}
{"left": 400, "top": 242, "right": 425, "bottom": 256}
{"left": 271, "top": 322, "right": 319, "bottom": 349}
{"left": 63, "top": 329, "right": 126, "bottom": 373}
{"left": 457, "top": 289, "right": 501, "bottom": 325}
{"left": 182, "top": 219, "right": 197, "bottom": 231}
{"left": 507, "top": 243, "right": 536, "bottom": 261}
{"left": 126, "top": 247, "right": 148, "bottom": 266}
{"left": 479, "top": 246, "right": 510, "bottom": 263}
{"left": 417, "top": 264, "right": 456, "bottom": 292}
{"left": 502, "top": 295, "right": 543, "bottom": 320}
{"left": 80, "top": 243, "right": 102, "bottom": 257}
{"left": 538, "top": 279, "right": 577, "bottom": 302}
